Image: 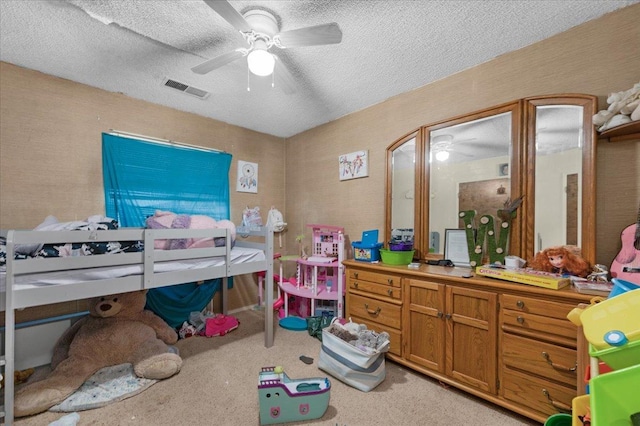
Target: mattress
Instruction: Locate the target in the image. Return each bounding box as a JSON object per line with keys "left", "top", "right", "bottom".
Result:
{"left": 0, "top": 246, "right": 265, "bottom": 292}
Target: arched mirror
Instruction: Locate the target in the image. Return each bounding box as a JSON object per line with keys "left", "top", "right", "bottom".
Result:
{"left": 385, "top": 130, "right": 422, "bottom": 258}
{"left": 525, "top": 95, "right": 597, "bottom": 264}
{"left": 385, "top": 94, "right": 597, "bottom": 265}
{"left": 425, "top": 102, "right": 521, "bottom": 260}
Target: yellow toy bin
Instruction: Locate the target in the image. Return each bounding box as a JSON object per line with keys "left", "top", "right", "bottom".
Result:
{"left": 571, "top": 395, "right": 590, "bottom": 426}
{"left": 580, "top": 288, "right": 640, "bottom": 351}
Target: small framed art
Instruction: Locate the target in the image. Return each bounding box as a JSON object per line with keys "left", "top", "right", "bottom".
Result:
{"left": 444, "top": 228, "right": 471, "bottom": 267}
{"left": 237, "top": 160, "right": 258, "bottom": 193}
{"left": 339, "top": 150, "right": 368, "bottom": 181}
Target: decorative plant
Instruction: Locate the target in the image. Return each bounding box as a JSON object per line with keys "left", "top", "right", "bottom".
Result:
{"left": 296, "top": 234, "right": 308, "bottom": 258}
{"left": 460, "top": 196, "right": 524, "bottom": 267}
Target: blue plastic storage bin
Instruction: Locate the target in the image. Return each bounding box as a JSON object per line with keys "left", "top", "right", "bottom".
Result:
{"left": 352, "top": 230, "right": 382, "bottom": 262}
{"left": 609, "top": 278, "right": 640, "bottom": 298}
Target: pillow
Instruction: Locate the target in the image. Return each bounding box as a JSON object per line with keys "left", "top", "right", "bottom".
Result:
{"left": 14, "top": 215, "right": 59, "bottom": 255}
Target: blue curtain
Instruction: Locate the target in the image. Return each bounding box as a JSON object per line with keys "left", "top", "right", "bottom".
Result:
{"left": 102, "top": 133, "right": 232, "bottom": 328}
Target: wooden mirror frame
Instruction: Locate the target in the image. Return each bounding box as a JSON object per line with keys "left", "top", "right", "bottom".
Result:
{"left": 385, "top": 94, "right": 597, "bottom": 265}
{"left": 523, "top": 94, "right": 597, "bottom": 264}
{"left": 422, "top": 101, "right": 522, "bottom": 261}
{"left": 385, "top": 129, "right": 424, "bottom": 258}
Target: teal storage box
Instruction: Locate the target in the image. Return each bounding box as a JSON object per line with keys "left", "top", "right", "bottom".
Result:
{"left": 352, "top": 230, "right": 382, "bottom": 262}
{"left": 258, "top": 366, "right": 330, "bottom": 425}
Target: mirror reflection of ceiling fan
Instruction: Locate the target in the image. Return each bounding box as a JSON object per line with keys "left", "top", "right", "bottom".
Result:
{"left": 192, "top": 0, "right": 343, "bottom": 94}
{"left": 431, "top": 134, "right": 475, "bottom": 162}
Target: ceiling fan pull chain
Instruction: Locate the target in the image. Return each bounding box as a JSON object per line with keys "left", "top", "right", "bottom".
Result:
{"left": 247, "top": 64, "right": 251, "bottom": 92}
{"left": 271, "top": 68, "right": 275, "bottom": 89}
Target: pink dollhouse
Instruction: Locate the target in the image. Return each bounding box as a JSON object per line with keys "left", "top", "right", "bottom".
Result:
{"left": 278, "top": 224, "right": 345, "bottom": 318}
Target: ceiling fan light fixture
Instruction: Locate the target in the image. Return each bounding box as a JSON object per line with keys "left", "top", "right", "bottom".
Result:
{"left": 247, "top": 40, "right": 275, "bottom": 76}
{"left": 435, "top": 150, "right": 450, "bottom": 162}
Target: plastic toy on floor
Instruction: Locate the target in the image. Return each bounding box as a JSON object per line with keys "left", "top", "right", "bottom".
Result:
{"left": 258, "top": 366, "right": 331, "bottom": 425}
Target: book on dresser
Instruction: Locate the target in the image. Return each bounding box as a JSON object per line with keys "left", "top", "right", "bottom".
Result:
{"left": 572, "top": 279, "right": 613, "bottom": 296}
{"left": 475, "top": 264, "right": 571, "bottom": 290}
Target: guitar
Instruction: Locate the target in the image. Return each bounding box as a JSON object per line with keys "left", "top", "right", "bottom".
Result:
{"left": 610, "top": 204, "right": 640, "bottom": 284}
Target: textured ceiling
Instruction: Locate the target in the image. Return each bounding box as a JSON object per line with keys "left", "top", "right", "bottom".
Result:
{"left": 1, "top": 0, "right": 637, "bottom": 138}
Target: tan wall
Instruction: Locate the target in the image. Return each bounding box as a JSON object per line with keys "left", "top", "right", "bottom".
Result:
{"left": 1, "top": 6, "right": 639, "bottom": 322}
{"left": 285, "top": 5, "right": 640, "bottom": 267}
{"left": 0, "top": 63, "right": 285, "bottom": 229}
{"left": 0, "top": 62, "right": 286, "bottom": 315}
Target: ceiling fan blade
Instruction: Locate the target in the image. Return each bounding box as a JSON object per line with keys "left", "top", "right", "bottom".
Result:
{"left": 203, "top": 0, "right": 252, "bottom": 33}
{"left": 273, "top": 56, "right": 296, "bottom": 95}
{"left": 275, "top": 23, "right": 342, "bottom": 48}
{"left": 452, "top": 151, "right": 474, "bottom": 158}
{"left": 450, "top": 137, "right": 477, "bottom": 145}
{"left": 191, "top": 49, "right": 246, "bottom": 74}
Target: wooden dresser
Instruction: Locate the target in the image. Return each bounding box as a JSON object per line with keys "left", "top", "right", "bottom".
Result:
{"left": 343, "top": 259, "right": 593, "bottom": 423}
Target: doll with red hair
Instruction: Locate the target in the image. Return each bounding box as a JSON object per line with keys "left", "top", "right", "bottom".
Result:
{"left": 528, "top": 245, "right": 591, "bottom": 278}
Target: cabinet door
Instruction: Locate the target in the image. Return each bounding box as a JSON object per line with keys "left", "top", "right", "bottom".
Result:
{"left": 446, "top": 286, "right": 498, "bottom": 394}
{"left": 403, "top": 278, "right": 446, "bottom": 372}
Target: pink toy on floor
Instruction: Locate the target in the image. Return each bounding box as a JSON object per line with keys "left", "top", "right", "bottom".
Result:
{"left": 204, "top": 314, "right": 239, "bottom": 337}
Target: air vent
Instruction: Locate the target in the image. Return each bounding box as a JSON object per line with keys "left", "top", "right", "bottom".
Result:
{"left": 162, "top": 78, "right": 210, "bottom": 100}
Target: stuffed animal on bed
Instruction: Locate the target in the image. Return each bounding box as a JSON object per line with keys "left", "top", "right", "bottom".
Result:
{"left": 14, "top": 290, "right": 182, "bottom": 417}
{"left": 145, "top": 210, "right": 236, "bottom": 249}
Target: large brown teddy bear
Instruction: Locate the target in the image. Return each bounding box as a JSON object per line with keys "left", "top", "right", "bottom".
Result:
{"left": 14, "top": 290, "right": 182, "bottom": 417}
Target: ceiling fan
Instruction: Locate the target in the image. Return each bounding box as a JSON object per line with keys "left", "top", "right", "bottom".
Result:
{"left": 431, "top": 134, "right": 475, "bottom": 161}
{"left": 192, "top": 0, "right": 343, "bottom": 93}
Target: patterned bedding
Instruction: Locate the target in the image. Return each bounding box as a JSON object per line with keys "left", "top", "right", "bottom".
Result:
{"left": 0, "top": 212, "right": 241, "bottom": 269}
{"left": 0, "top": 216, "right": 143, "bottom": 267}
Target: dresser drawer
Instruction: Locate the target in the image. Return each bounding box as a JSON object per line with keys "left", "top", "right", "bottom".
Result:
{"left": 347, "top": 293, "right": 401, "bottom": 329}
{"left": 502, "top": 309, "right": 577, "bottom": 342}
{"left": 348, "top": 278, "right": 401, "bottom": 300}
{"left": 502, "top": 367, "right": 574, "bottom": 418}
{"left": 348, "top": 270, "right": 400, "bottom": 287}
{"left": 502, "top": 294, "right": 573, "bottom": 320}
{"left": 501, "top": 333, "right": 577, "bottom": 387}
{"left": 350, "top": 314, "right": 402, "bottom": 357}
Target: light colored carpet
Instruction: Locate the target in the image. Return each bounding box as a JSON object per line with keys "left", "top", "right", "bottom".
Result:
{"left": 15, "top": 309, "right": 539, "bottom": 425}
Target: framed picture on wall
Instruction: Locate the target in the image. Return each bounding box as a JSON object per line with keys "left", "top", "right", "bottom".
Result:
{"left": 339, "top": 150, "right": 368, "bottom": 181}
{"left": 444, "top": 228, "right": 471, "bottom": 267}
{"left": 237, "top": 160, "right": 258, "bottom": 193}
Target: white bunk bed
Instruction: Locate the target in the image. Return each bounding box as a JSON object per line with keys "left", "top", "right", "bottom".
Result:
{"left": 1, "top": 226, "right": 274, "bottom": 424}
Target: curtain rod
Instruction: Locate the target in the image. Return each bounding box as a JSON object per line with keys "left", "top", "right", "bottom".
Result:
{"left": 107, "top": 130, "right": 227, "bottom": 154}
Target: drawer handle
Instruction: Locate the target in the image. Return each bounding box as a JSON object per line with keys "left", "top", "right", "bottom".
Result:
{"left": 437, "top": 311, "right": 443, "bottom": 319}
{"left": 354, "top": 272, "right": 359, "bottom": 279}
{"left": 353, "top": 282, "right": 359, "bottom": 289}
{"left": 516, "top": 300, "right": 525, "bottom": 309}
{"left": 542, "top": 389, "right": 571, "bottom": 412}
{"left": 542, "top": 352, "right": 577, "bottom": 373}
{"left": 387, "top": 278, "right": 393, "bottom": 285}
{"left": 445, "top": 313, "right": 452, "bottom": 320}
{"left": 387, "top": 289, "right": 393, "bottom": 296}
{"left": 517, "top": 316, "right": 525, "bottom": 324}
{"left": 364, "top": 303, "right": 381, "bottom": 316}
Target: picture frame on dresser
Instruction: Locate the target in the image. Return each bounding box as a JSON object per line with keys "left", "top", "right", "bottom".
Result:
{"left": 444, "top": 228, "right": 471, "bottom": 267}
